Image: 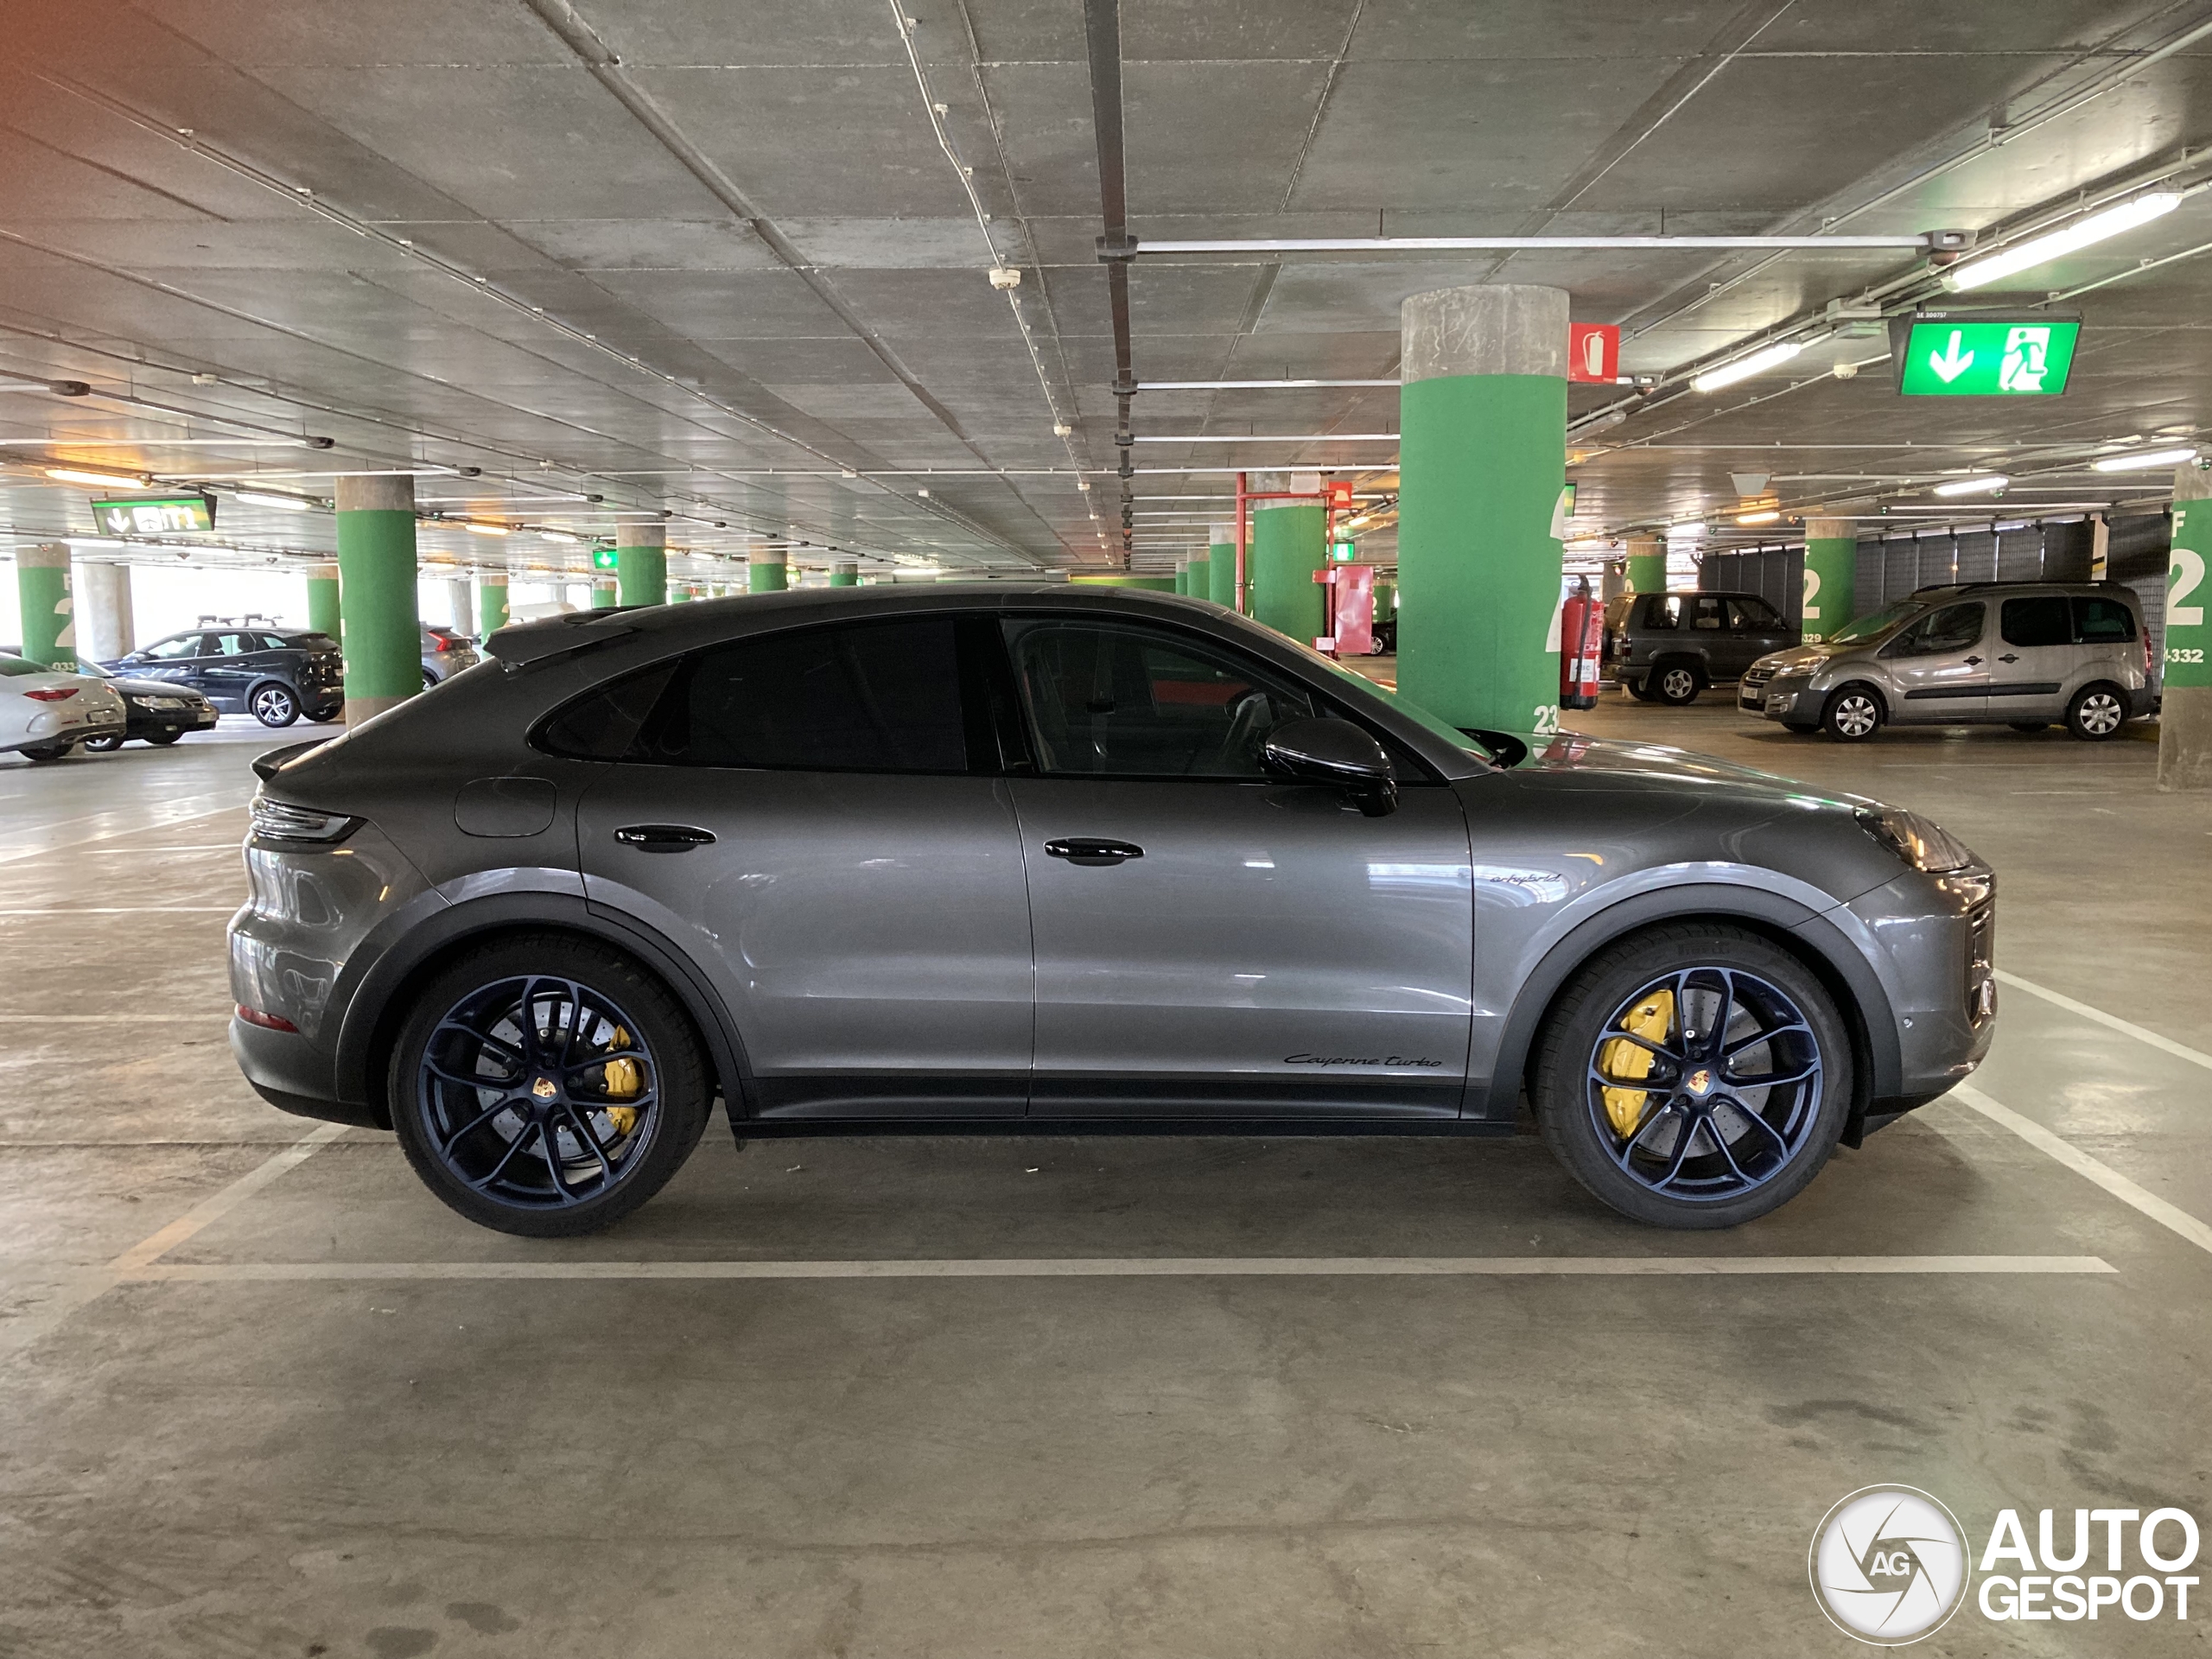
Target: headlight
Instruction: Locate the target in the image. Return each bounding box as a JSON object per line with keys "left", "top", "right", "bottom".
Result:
{"left": 1855, "top": 805, "right": 1978, "bottom": 873}
{"left": 251, "top": 796, "right": 360, "bottom": 844}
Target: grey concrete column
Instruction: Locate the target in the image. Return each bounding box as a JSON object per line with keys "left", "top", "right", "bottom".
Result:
{"left": 79, "top": 562, "right": 135, "bottom": 663}
{"left": 447, "top": 576, "right": 474, "bottom": 639}
{"left": 1600, "top": 558, "right": 1626, "bottom": 604}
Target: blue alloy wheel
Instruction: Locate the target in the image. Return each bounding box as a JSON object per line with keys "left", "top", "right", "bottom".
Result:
{"left": 418, "top": 974, "right": 660, "bottom": 1210}
{"left": 1585, "top": 967, "right": 1824, "bottom": 1202}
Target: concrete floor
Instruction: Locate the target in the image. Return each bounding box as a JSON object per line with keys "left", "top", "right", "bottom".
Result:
{"left": 2, "top": 699, "right": 2209, "bottom": 1657}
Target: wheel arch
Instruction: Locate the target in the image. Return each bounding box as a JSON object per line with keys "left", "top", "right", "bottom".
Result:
{"left": 1486, "top": 884, "right": 1901, "bottom": 1146}
{"left": 332, "top": 892, "right": 754, "bottom": 1128}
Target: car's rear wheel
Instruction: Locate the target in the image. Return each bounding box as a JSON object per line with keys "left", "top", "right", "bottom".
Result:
{"left": 1532, "top": 923, "right": 1852, "bottom": 1229}
{"left": 1821, "top": 684, "right": 1884, "bottom": 741}
{"left": 81, "top": 733, "right": 125, "bottom": 752}
{"left": 146, "top": 730, "right": 183, "bottom": 746}
{"left": 1653, "top": 663, "right": 1700, "bottom": 705}
{"left": 390, "top": 935, "right": 710, "bottom": 1236}
{"left": 250, "top": 683, "right": 300, "bottom": 728}
{"left": 19, "top": 742, "right": 73, "bottom": 763}
{"left": 2065, "top": 682, "right": 2126, "bottom": 741}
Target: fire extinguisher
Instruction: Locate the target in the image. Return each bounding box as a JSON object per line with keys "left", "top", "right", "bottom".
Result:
{"left": 1560, "top": 575, "right": 1602, "bottom": 710}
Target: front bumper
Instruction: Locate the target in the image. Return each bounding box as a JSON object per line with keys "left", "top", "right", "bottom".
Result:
{"left": 1838, "top": 865, "right": 1998, "bottom": 1110}
{"left": 124, "top": 698, "right": 219, "bottom": 740}
{"left": 1753, "top": 677, "right": 1819, "bottom": 721}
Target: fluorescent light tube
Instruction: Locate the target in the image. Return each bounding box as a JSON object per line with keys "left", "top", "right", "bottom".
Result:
{"left": 1691, "top": 340, "right": 1805, "bottom": 393}
{"left": 1948, "top": 194, "right": 2182, "bottom": 291}
{"left": 46, "top": 466, "right": 151, "bottom": 489}
{"left": 1932, "top": 474, "right": 2011, "bottom": 496}
{"left": 464, "top": 521, "right": 512, "bottom": 536}
{"left": 537, "top": 529, "right": 579, "bottom": 544}
{"left": 234, "top": 488, "right": 313, "bottom": 512}
{"left": 1735, "top": 509, "right": 1782, "bottom": 524}
{"left": 2091, "top": 446, "right": 2199, "bottom": 473}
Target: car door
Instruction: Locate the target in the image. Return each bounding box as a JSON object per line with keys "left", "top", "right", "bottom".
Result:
{"left": 196, "top": 632, "right": 257, "bottom": 707}
{"left": 1726, "top": 595, "right": 1794, "bottom": 673}
{"left": 998, "top": 613, "right": 1474, "bottom": 1119}
{"left": 1989, "top": 594, "right": 2074, "bottom": 720}
{"left": 575, "top": 612, "right": 1034, "bottom": 1118}
{"left": 128, "top": 632, "right": 206, "bottom": 688}
{"left": 1878, "top": 599, "right": 1990, "bottom": 721}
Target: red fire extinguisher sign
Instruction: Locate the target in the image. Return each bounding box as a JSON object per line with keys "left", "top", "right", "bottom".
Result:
{"left": 1567, "top": 323, "right": 1619, "bottom": 385}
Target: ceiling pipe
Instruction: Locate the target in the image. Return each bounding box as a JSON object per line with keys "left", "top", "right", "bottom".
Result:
{"left": 1126, "top": 235, "right": 1929, "bottom": 256}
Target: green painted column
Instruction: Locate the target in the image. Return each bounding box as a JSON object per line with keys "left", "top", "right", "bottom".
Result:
{"left": 1624, "top": 536, "right": 1666, "bottom": 595}
{"left": 1374, "top": 579, "right": 1395, "bottom": 625}
{"left": 334, "top": 475, "right": 421, "bottom": 725}
{"left": 613, "top": 513, "right": 666, "bottom": 607}
{"left": 2163, "top": 464, "right": 2212, "bottom": 789}
{"left": 1250, "top": 472, "right": 1327, "bottom": 645}
{"left": 478, "top": 576, "right": 509, "bottom": 639}
{"left": 1185, "top": 550, "right": 1211, "bottom": 603}
{"left": 590, "top": 577, "right": 618, "bottom": 610}
{"left": 16, "top": 543, "right": 74, "bottom": 668}
{"left": 830, "top": 560, "right": 860, "bottom": 588}
{"left": 1397, "top": 284, "right": 1568, "bottom": 733}
{"left": 1208, "top": 528, "right": 1237, "bottom": 608}
{"left": 1800, "top": 516, "right": 1858, "bottom": 642}
{"left": 748, "top": 545, "right": 788, "bottom": 592}
{"left": 1071, "top": 575, "right": 1177, "bottom": 592}
{"left": 306, "top": 562, "right": 341, "bottom": 641}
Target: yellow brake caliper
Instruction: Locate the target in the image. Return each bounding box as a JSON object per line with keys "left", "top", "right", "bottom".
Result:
{"left": 599, "top": 1026, "right": 642, "bottom": 1135}
{"left": 1599, "top": 990, "right": 1675, "bottom": 1138}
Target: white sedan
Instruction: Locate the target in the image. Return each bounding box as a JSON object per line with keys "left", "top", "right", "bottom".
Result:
{"left": 1, "top": 653, "right": 129, "bottom": 762}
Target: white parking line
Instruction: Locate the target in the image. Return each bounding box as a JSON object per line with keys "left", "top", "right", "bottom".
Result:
{"left": 1951, "top": 1083, "right": 2212, "bottom": 1258}
{"left": 0, "top": 906, "right": 237, "bottom": 915}
{"left": 0, "top": 1014, "right": 222, "bottom": 1022}
{"left": 0, "top": 793, "right": 251, "bottom": 866}
{"left": 120, "top": 1254, "right": 2113, "bottom": 1282}
{"left": 1996, "top": 969, "right": 2212, "bottom": 1072}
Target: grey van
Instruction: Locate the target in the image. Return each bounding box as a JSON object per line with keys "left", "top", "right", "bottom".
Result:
{"left": 1605, "top": 591, "right": 1800, "bottom": 704}
{"left": 1742, "top": 582, "right": 2157, "bottom": 741}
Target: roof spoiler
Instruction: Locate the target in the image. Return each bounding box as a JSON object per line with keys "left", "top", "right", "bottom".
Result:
{"left": 484, "top": 607, "right": 649, "bottom": 668}
{"left": 252, "top": 738, "right": 330, "bottom": 780}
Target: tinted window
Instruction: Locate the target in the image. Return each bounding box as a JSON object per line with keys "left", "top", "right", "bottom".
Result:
{"left": 636, "top": 618, "right": 970, "bottom": 772}
{"left": 209, "top": 632, "right": 260, "bottom": 657}
{"left": 1642, "top": 596, "right": 1677, "bottom": 631}
{"left": 1885, "top": 601, "right": 1984, "bottom": 658}
{"left": 537, "top": 662, "right": 678, "bottom": 760}
{"left": 2074, "top": 595, "right": 2135, "bottom": 641}
{"left": 1004, "top": 618, "right": 1314, "bottom": 779}
{"left": 2000, "top": 595, "right": 2072, "bottom": 648}
{"left": 1729, "top": 596, "right": 1783, "bottom": 630}
{"left": 143, "top": 634, "right": 203, "bottom": 660}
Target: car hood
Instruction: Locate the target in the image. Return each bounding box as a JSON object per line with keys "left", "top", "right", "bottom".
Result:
{"left": 1752, "top": 642, "right": 1839, "bottom": 672}
{"left": 108, "top": 675, "right": 208, "bottom": 699}
{"left": 1501, "top": 730, "right": 1861, "bottom": 802}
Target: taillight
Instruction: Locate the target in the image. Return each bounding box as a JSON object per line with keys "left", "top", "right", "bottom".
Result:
{"left": 236, "top": 1004, "right": 299, "bottom": 1033}
{"left": 2145, "top": 632, "right": 2156, "bottom": 682}
{"left": 23, "top": 687, "right": 78, "bottom": 702}
{"left": 435, "top": 636, "right": 456, "bottom": 652}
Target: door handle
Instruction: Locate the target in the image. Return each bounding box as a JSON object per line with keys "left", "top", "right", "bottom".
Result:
{"left": 1998, "top": 653, "right": 2019, "bottom": 663}
{"left": 1963, "top": 655, "right": 1983, "bottom": 665}
{"left": 613, "top": 823, "right": 717, "bottom": 852}
{"left": 1044, "top": 836, "right": 1143, "bottom": 867}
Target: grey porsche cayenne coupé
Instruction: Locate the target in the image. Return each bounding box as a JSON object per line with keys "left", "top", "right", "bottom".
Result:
{"left": 229, "top": 586, "right": 1995, "bottom": 1236}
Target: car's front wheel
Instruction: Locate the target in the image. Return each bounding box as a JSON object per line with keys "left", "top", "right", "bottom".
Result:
{"left": 1531, "top": 924, "right": 1853, "bottom": 1229}
{"left": 1821, "top": 684, "right": 1884, "bottom": 741}
{"left": 250, "top": 683, "right": 300, "bottom": 728}
{"left": 390, "top": 936, "right": 711, "bottom": 1236}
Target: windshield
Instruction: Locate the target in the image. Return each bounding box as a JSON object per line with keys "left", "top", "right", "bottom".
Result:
{"left": 72, "top": 658, "right": 112, "bottom": 679}
{"left": 1823, "top": 597, "right": 1924, "bottom": 645}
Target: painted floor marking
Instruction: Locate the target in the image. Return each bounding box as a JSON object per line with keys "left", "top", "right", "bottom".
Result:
{"left": 0, "top": 793, "right": 251, "bottom": 866}
{"left": 0, "top": 906, "right": 237, "bottom": 915}
{"left": 120, "top": 1254, "right": 2113, "bottom": 1283}
{"left": 1952, "top": 1083, "right": 2212, "bottom": 1259}
{"left": 1995, "top": 969, "right": 2212, "bottom": 1073}
{"left": 0, "top": 1014, "right": 223, "bottom": 1023}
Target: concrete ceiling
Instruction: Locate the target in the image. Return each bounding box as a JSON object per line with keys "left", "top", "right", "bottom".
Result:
{"left": 3, "top": 0, "right": 2211, "bottom": 582}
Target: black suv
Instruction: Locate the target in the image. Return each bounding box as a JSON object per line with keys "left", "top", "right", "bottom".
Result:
{"left": 104, "top": 617, "right": 342, "bottom": 727}
{"left": 1605, "top": 590, "right": 1800, "bottom": 705}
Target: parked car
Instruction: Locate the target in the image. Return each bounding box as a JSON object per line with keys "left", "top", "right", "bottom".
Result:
{"left": 105, "top": 621, "right": 342, "bottom": 727}
{"left": 1, "top": 653, "right": 128, "bottom": 760}
{"left": 231, "top": 587, "right": 1995, "bottom": 1238}
{"left": 73, "top": 658, "right": 219, "bottom": 750}
{"left": 422, "top": 625, "right": 483, "bottom": 685}
{"left": 1605, "top": 590, "right": 1800, "bottom": 704}
{"left": 1741, "top": 582, "right": 2157, "bottom": 742}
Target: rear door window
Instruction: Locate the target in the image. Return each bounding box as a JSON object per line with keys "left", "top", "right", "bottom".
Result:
{"left": 2000, "top": 595, "right": 2072, "bottom": 648}
{"left": 1690, "top": 595, "right": 1726, "bottom": 631}
{"left": 2072, "top": 595, "right": 2136, "bottom": 641}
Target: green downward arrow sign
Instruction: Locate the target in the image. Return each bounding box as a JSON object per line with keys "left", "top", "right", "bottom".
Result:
{"left": 1928, "top": 330, "right": 1974, "bottom": 383}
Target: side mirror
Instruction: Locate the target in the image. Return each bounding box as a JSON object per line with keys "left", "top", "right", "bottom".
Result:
{"left": 1260, "top": 716, "right": 1399, "bottom": 817}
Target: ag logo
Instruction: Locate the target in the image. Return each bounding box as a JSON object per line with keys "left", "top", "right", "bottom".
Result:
{"left": 1810, "top": 1485, "right": 1968, "bottom": 1644}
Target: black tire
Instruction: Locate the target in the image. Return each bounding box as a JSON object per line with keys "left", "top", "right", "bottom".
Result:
{"left": 1821, "top": 683, "right": 1884, "bottom": 742}
{"left": 1652, "top": 662, "right": 1700, "bottom": 705}
{"left": 2064, "top": 682, "right": 2126, "bottom": 741}
{"left": 249, "top": 683, "right": 300, "bottom": 728}
{"left": 1780, "top": 721, "right": 1820, "bottom": 735}
{"left": 19, "top": 742, "right": 73, "bottom": 763}
{"left": 2006, "top": 721, "right": 2049, "bottom": 734}
{"left": 81, "top": 733, "right": 126, "bottom": 753}
{"left": 422, "top": 667, "right": 440, "bottom": 690}
{"left": 146, "top": 730, "right": 184, "bottom": 746}
{"left": 389, "top": 934, "right": 711, "bottom": 1237}
{"left": 1531, "top": 923, "right": 1853, "bottom": 1230}
{"left": 1624, "top": 677, "right": 1656, "bottom": 702}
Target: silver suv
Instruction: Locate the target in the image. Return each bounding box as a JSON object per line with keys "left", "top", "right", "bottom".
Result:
{"left": 229, "top": 587, "right": 1996, "bottom": 1236}
{"left": 1743, "top": 582, "right": 2157, "bottom": 742}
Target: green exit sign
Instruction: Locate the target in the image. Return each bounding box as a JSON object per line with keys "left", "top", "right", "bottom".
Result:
{"left": 1892, "top": 315, "right": 2081, "bottom": 397}
{"left": 91, "top": 493, "right": 214, "bottom": 534}
{"left": 1331, "top": 541, "right": 1356, "bottom": 562}
{"left": 591, "top": 547, "right": 620, "bottom": 570}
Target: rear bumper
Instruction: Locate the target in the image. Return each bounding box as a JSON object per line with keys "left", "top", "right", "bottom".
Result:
{"left": 229, "top": 1014, "right": 383, "bottom": 1128}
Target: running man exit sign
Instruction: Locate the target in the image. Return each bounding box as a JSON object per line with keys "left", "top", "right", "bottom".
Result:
{"left": 1891, "top": 314, "right": 2082, "bottom": 396}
